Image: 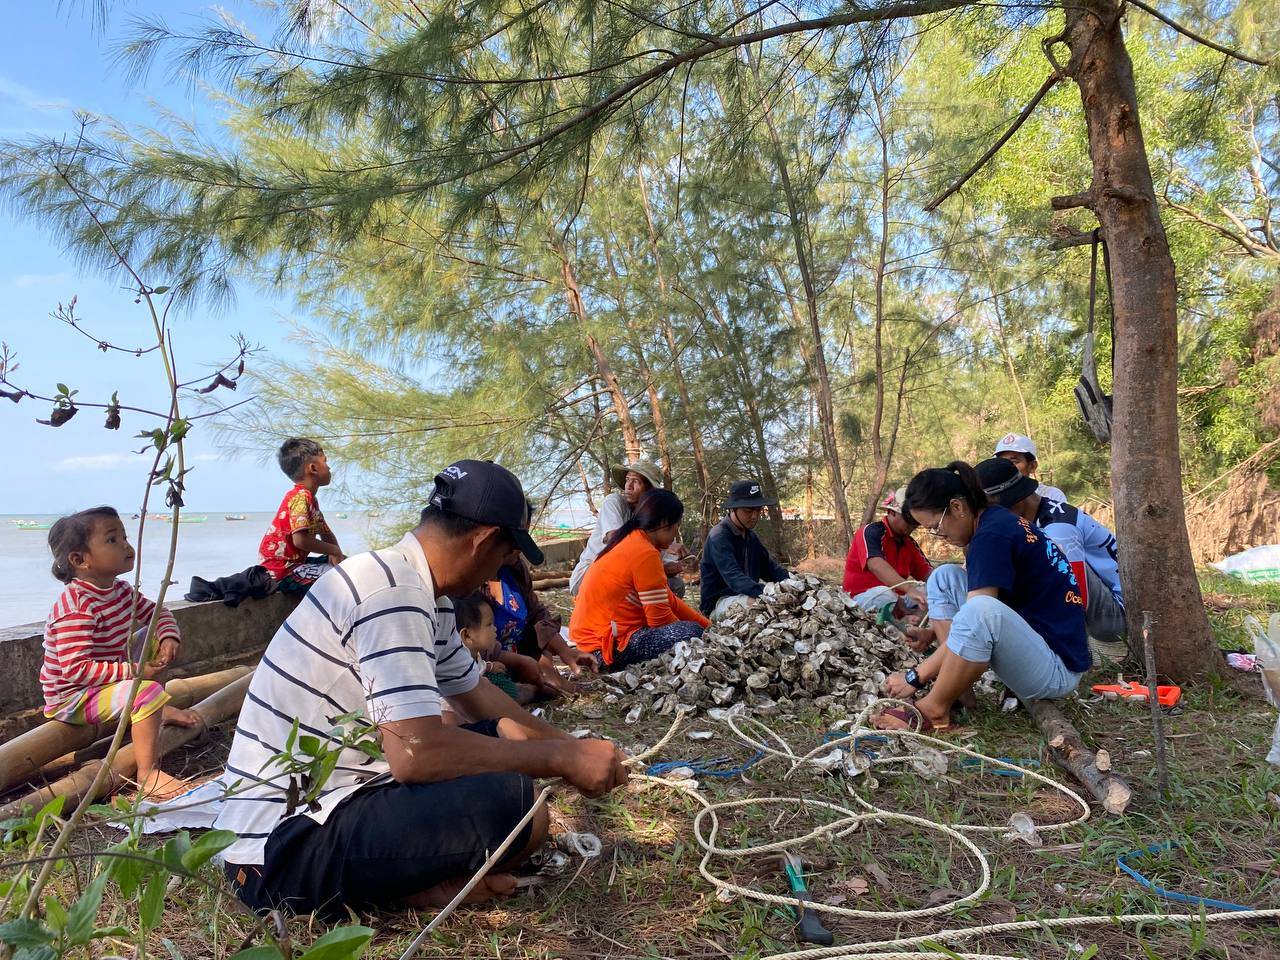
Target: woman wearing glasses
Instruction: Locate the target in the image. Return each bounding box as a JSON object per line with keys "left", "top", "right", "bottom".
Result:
{"left": 873, "top": 461, "right": 1089, "bottom": 733}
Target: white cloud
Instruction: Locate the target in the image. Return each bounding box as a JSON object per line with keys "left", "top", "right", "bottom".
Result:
{"left": 54, "top": 451, "right": 223, "bottom": 472}
{"left": 0, "top": 76, "right": 68, "bottom": 113}
{"left": 54, "top": 453, "right": 139, "bottom": 472}
{"left": 10, "top": 272, "right": 74, "bottom": 291}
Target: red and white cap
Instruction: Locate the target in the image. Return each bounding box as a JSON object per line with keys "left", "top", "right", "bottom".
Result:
{"left": 994, "top": 432, "right": 1037, "bottom": 459}
{"left": 879, "top": 485, "right": 908, "bottom": 514}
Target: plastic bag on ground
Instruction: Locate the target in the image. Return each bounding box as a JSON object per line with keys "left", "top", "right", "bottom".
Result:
{"left": 1211, "top": 545, "right": 1280, "bottom": 584}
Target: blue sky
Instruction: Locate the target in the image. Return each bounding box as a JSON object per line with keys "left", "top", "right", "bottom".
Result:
{"left": 0, "top": 2, "right": 334, "bottom": 514}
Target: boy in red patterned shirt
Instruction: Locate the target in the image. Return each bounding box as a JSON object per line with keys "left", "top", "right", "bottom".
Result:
{"left": 258, "top": 439, "right": 344, "bottom": 591}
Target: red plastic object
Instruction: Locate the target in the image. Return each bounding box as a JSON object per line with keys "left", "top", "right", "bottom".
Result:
{"left": 1091, "top": 681, "right": 1182, "bottom": 707}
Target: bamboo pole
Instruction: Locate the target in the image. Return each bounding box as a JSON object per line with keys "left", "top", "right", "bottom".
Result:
{"left": 0, "top": 672, "right": 253, "bottom": 820}
{"left": 0, "top": 666, "right": 251, "bottom": 796}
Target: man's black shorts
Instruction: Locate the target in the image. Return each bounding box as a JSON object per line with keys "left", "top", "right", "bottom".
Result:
{"left": 224, "top": 771, "right": 536, "bottom": 920}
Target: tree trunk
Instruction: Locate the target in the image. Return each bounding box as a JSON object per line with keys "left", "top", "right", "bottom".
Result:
{"left": 702, "top": 296, "right": 786, "bottom": 553}
{"left": 552, "top": 235, "right": 642, "bottom": 461}
{"left": 980, "top": 246, "right": 1033, "bottom": 438}
{"left": 806, "top": 395, "right": 817, "bottom": 561}
{"left": 1062, "top": 0, "right": 1216, "bottom": 678}
{"left": 863, "top": 98, "right": 894, "bottom": 525}
{"left": 636, "top": 166, "right": 716, "bottom": 535}
{"left": 603, "top": 240, "right": 675, "bottom": 484}
{"left": 732, "top": 21, "right": 852, "bottom": 544}
{"left": 766, "top": 130, "right": 854, "bottom": 546}
{"left": 578, "top": 459, "right": 598, "bottom": 516}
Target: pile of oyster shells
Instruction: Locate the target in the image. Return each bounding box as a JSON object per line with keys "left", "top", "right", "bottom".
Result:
{"left": 607, "top": 575, "right": 918, "bottom": 720}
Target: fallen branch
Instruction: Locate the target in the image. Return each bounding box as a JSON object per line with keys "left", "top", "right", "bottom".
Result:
{"left": 0, "top": 672, "right": 253, "bottom": 822}
{"left": 0, "top": 666, "right": 252, "bottom": 796}
{"left": 1026, "top": 699, "right": 1133, "bottom": 814}
{"left": 530, "top": 576, "right": 571, "bottom": 590}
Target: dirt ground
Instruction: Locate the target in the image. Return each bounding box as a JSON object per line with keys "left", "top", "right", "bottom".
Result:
{"left": 15, "top": 569, "right": 1280, "bottom": 959}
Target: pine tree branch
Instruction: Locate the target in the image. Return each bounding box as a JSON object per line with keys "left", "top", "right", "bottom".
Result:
{"left": 923, "top": 71, "right": 1061, "bottom": 211}
{"left": 1125, "top": 0, "right": 1270, "bottom": 67}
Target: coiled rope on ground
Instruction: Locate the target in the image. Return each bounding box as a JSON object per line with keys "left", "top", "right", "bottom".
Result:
{"left": 406, "top": 700, "right": 1280, "bottom": 960}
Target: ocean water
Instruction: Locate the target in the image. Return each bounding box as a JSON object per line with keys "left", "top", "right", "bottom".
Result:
{"left": 0, "top": 504, "right": 596, "bottom": 628}
{"left": 0, "top": 512, "right": 375, "bottom": 628}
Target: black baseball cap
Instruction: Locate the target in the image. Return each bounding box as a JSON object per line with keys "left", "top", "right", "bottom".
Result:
{"left": 975, "top": 457, "right": 1038, "bottom": 508}
{"left": 724, "top": 479, "right": 778, "bottom": 509}
{"left": 427, "top": 460, "right": 544, "bottom": 565}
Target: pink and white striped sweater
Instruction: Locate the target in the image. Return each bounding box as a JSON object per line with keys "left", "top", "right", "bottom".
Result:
{"left": 41, "top": 579, "right": 180, "bottom": 712}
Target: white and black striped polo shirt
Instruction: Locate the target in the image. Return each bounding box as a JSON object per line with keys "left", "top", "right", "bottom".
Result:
{"left": 215, "top": 532, "right": 480, "bottom": 865}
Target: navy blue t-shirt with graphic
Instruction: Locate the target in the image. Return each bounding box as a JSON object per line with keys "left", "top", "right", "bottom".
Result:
{"left": 965, "top": 505, "right": 1089, "bottom": 673}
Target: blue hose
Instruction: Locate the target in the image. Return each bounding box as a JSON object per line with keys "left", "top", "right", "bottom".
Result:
{"left": 957, "top": 757, "right": 1040, "bottom": 779}
{"left": 646, "top": 750, "right": 766, "bottom": 778}
{"left": 1116, "top": 841, "right": 1254, "bottom": 912}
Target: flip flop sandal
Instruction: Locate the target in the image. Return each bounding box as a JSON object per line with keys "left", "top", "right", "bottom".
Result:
{"left": 871, "top": 705, "right": 954, "bottom": 734}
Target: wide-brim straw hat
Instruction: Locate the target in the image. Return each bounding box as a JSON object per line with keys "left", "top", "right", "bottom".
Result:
{"left": 610, "top": 459, "right": 664, "bottom": 490}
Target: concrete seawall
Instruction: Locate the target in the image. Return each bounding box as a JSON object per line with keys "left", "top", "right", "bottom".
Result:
{"left": 0, "top": 593, "right": 303, "bottom": 731}
{"left": 0, "top": 535, "right": 589, "bottom": 736}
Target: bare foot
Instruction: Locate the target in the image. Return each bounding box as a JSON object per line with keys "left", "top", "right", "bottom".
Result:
{"left": 405, "top": 872, "right": 518, "bottom": 909}
{"left": 162, "top": 706, "right": 201, "bottom": 728}
{"left": 136, "top": 769, "right": 191, "bottom": 801}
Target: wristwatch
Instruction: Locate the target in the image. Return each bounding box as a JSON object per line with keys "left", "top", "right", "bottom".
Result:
{"left": 904, "top": 667, "right": 927, "bottom": 690}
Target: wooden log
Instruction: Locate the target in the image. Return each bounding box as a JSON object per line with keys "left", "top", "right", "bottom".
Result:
{"left": 0, "top": 666, "right": 251, "bottom": 795}
{"left": 1026, "top": 699, "right": 1133, "bottom": 815}
{"left": 530, "top": 576, "right": 571, "bottom": 590}
{"left": 0, "top": 672, "right": 253, "bottom": 821}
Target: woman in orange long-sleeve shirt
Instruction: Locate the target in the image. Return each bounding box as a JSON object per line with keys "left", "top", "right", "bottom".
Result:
{"left": 570, "top": 490, "right": 710, "bottom": 669}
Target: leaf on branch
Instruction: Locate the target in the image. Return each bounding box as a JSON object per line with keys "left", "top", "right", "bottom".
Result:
{"left": 0, "top": 918, "right": 54, "bottom": 948}
{"left": 165, "top": 482, "right": 185, "bottom": 508}
{"left": 37, "top": 405, "right": 77, "bottom": 427}
{"left": 197, "top": 373, "right": 238, "bottom": 394}
{"left": 0, "top": 389, "right": 22, "bottom": 403}
{"left": 294, "top": 925, "right": 376, "bottom": 960}
{"left": 105, "top": 393, "right": 121, "bottom": 430}
{"left": 139, "top": 873, "right": 166, "bottom": 931}
{"left": 63, "top": 872, "right": 110, "bottom": 946}
{"left": 152, "top": 285, "right": 171, "bottom": 295}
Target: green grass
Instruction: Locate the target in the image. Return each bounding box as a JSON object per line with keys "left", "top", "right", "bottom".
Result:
{"left": 17, "top": 571, "right": 1280, "bottom": 959}
{"left": 1200, "top": 568, "right": 1280, "bottom": 651}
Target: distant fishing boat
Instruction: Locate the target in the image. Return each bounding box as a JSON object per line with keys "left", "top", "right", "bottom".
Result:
{"left": 224, "top": 514, "right": 247, "bottom": 521}
{"left": 154, "top": 515, "right": 207, "bottom": 524}
{"left": 334, "top": 512, "right": 349, "bottom": 520}
{"left": 14, "top": 520, "right": 52, "bottom": 530}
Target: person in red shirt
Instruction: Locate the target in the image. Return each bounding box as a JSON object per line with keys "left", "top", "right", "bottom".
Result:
{"left": 258, "top": 438, "right": 344, "bottom": 591}
{"left": 842, "top": 486, "right": 932, "bottom": 618}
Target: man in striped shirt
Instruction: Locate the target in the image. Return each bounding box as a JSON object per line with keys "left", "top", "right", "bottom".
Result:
{"left": 218, "top": 461, "right": 629, "bottom": 918}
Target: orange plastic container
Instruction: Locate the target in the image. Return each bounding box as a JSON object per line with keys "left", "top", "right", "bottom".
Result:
{"left": 1091, "top": 681, "right": 1181, "bottom": 707}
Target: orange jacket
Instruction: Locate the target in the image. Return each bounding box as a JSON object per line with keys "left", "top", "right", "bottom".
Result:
{"left": 569, "top": 529, "right": 709, "bottom": 664}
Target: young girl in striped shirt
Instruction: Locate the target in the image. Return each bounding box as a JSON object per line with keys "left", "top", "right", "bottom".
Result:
{"left": 42, "top": 506, "right": 197, "bottom": 798}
